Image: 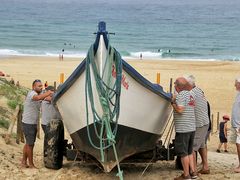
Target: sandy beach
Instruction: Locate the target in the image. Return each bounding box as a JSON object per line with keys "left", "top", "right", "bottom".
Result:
{"left": 1, "top": 56, "right": 240, "bottom": 179}
{"left": 1, "top": 56, "right": 240, "bottom": 116}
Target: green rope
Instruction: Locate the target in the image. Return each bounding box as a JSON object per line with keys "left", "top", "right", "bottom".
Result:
{"left": 85, "top": 41, "right": 123, "bottom": 180}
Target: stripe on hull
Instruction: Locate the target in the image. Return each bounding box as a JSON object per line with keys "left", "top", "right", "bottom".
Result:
{"left": 70, "top": 123, "right": 160, "bottom": 172}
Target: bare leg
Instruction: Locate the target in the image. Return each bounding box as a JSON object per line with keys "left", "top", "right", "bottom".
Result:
{"left": 224, "top": 143, "right": 228, "bottom": 151}
{"left": 217, "top": 143, "right": 222, "bottom": 150}
{"left": 199, "top": 147, "right": 209, "bottom": 171}
{"left": 192, "top": 151, "right": 197, "bottom": 173}
{"left": 237, "top": 143, "right": 240, "bottom": 166}
{"left": 189, "top": 153, "right": 195, "bottom": 173}
{"left": 21, "top": 144, "right": 29, "bottom": 167}
{"left": 27, "top": 145, "right": 37, "bottom": 168}
{"left": 235, "top": 143, "right": 240, "bottom": 172}
{"left": 181, "top": 155, "right": 190, "bottom": 176}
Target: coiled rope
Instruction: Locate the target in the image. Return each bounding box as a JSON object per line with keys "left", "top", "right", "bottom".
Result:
{"left": 85, "top": 41, "right": 123, "bottom": 179}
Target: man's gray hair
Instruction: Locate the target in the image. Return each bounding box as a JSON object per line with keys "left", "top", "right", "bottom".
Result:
{"left": 183, "top": 74, "right": 195, "bottom": 86}
{"left": 236, "top": 77, "right": 240, "bottom": 83}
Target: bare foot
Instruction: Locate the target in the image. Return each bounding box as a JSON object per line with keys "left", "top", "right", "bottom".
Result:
{"left": 21, "top": 163, "right": 29, "bottom": 168}
{"left": 29, "top": 165, "right": 38, "bottom": 169}
{"left": 234, "top": 167, "right": 240, "bottom": 173}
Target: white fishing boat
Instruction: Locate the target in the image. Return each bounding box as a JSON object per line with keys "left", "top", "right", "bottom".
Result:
{"left": 53, "top": 22, "right": 173, "bottom": 172}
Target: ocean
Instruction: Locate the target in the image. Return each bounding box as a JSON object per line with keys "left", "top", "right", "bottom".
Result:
{"left": 0, "top": 0, "right": 240, "bottom": 60}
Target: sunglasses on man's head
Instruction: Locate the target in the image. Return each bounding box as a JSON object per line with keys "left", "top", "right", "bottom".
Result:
{"left": 32, "top": 79, "right": 41, "bottom": 86}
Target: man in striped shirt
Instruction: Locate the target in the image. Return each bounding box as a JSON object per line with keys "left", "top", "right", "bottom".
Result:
{"left": 185, "top": 75, "right": 210, "bottom": 175}
{"left": 172, "top": 77, "right": 196, "bottom": 180}
{"left": 21, "top": 79, "right": 53, "bottom": 168}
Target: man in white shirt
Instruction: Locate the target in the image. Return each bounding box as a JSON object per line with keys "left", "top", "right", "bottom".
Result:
{"left": 21, "top": 79, "right": 52, "bottom": 168}
{"left": 231, "top": 77, "right": 240, "bottom": 173}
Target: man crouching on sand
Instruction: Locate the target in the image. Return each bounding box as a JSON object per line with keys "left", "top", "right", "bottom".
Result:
{"left": 21, "top": 79, "right": 53, "bottom": 168}
{"left": 172, "top": 77, "right": 196, "bottom": 180}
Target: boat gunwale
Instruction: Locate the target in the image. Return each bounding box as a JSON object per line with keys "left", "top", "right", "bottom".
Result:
{"left": 52, "top": 57, "right": 172, "bottom": 104}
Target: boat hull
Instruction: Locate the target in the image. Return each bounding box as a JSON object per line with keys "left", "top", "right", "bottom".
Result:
{"left": 56, "top": 67, "right": 172, "bottom": 135}
{"left": 55, "top": 63, "right": 172, "bottom": 171}
{"left": 70, "top": 123, "right": 160, "bottom": 172}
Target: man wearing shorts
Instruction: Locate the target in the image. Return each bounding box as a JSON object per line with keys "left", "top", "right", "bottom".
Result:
{"left": 172, "top": 77, "right": 196, "bottom": 180}
{"left": 231, "top": 77, "right": 240, "bottom": 173}
{"left": 21, "top": 79, "right": 52, "bottom": 168}
{"left": 185, "top": 75, "right": 210, "bottom": 175}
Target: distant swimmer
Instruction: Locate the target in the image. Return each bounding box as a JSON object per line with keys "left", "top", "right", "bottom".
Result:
{"left": 168, "top": 49, "right": 171, "bottom": 53}
{"left": 59, "top": 49, "right": 64, "bottom": 61}
{"left": 140, "top": 53, "right": 143, "bottom": 60}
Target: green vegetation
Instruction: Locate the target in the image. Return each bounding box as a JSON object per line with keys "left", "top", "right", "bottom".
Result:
{"left": 7, "top": 100, "right": 19, "bottom": 110}
{"left": 0, "top": 78, "right": 28, "bottom": 107}
{"left": 0, "top": 78, "right": 29, "bottom": 129}
{"left": 0, "top": 118, "right": 10, "bottom": 129}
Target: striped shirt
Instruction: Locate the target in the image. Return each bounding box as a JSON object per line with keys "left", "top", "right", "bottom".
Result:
{"left": 231, "top": 92, "right": 240, "bottom": 128}
{"left": 191, "top": 87, "right": 209, "bottom": 127}
{"left": 174, "top": 90, "right": 196, "bottom": 133}
{"left": 22, "top": 90, "right": 41, "bottom": 124}
{"left": 41, "top": 100, "right": 61, "bottom": 125}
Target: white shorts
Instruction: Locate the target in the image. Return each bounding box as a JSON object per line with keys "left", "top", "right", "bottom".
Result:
{"left": 230, "top": 128, "right": 240, "bottom": 144}
{"left": 237, "top": 128, "right": 240, "bottom": 144}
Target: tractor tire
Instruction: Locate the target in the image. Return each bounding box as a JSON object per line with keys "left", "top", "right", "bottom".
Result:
{"left": 44, "top": 119, "right": 64, "bottom": 170}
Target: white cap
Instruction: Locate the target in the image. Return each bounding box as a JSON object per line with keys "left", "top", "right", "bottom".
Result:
{"left": 236, "top": 77, "right": 240, "bottom": 83}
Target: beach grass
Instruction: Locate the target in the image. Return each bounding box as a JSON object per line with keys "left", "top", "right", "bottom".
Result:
{"left": 0, "top": 78, "right": 28, "bottom": 125}
{"left": 0, "top": 117, "right": 10, "bottom": 129}
{"left": 0, "top": 78, "right": 28, "bottom": 108}
{"left": 7, "top": 100, "right": 18, "bottom": 110}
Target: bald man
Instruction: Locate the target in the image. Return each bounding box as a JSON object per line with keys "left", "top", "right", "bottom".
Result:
{"left": 172, "top": 77, "right": 196, "bottom": 180}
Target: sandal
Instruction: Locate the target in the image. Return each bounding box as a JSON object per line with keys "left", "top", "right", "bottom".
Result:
{"left": 174, "top": 174, "right": 192, "bottom": 180}
{"left": 190, "top": 172, "right": 198, "bottom": 179}
{"left": 198, "top": 169, "right": 210, "bottom": 174}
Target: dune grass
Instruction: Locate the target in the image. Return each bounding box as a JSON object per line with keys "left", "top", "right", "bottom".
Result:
{"left": 0, "top": 118, "right": 10, "bottom": 129}
{"left": 0, "top": 78, "right": 28, "bottom": 128}
{"left": 0, "top": 78, "right": 28, "bottom": 110}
